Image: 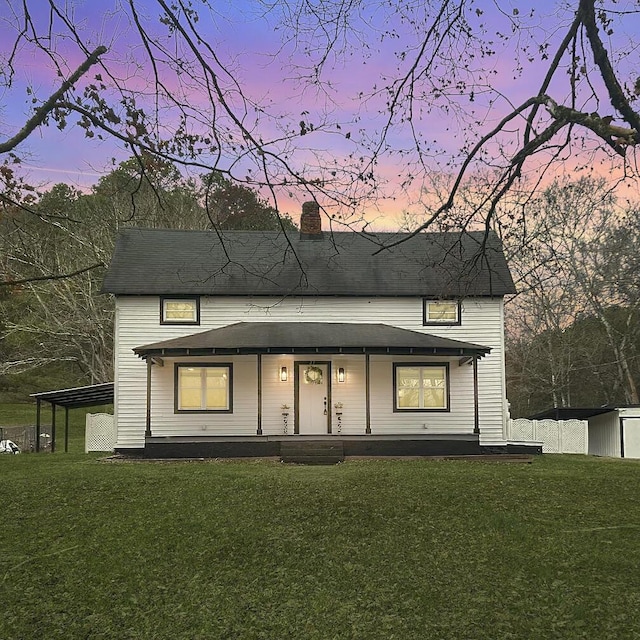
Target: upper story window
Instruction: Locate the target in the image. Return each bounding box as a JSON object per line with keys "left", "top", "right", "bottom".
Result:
{"left": 160, "top": 297, "right": 200, "bottom": 325}
{"left": 423, "top": 300, "right": 461, "bottom": 326}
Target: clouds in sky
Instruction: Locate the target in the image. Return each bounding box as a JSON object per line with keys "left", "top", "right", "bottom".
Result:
{"left": 3, "top": 1, "right": 640, "bottom": 227}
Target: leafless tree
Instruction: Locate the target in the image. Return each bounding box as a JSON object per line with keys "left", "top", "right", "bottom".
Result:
{"left": 1, "top": 0, "right": 640, "bottom": 269}
{"left": 505, "top": 177, "right": 640, "bottom": 411}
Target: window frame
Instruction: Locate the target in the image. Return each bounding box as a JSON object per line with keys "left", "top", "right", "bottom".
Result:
{"left": 160, "top": 296, "right": 201, "bottom": 325}
{"left": 174, "top": 363, "right": 233, "bottom": 414}
{"left": 422, "top": 299, "right": 461, "bottom": 326}
{"left": 393, "top": 362, "right": 450, "bottom": 413}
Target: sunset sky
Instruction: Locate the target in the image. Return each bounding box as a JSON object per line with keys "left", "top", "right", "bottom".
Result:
{"left": 2, "top": 1, "right": 640, "bottom": 227}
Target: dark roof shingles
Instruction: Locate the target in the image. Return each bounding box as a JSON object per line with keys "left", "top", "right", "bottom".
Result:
{"left": 102, "top": 228, "right": 515, "bottom": 297}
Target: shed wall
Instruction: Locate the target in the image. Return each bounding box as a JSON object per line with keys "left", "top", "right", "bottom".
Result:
{"left": 588, "top": 411, "right": 621, "bottom": 457}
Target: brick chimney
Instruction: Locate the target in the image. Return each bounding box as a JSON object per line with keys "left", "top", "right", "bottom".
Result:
{"left": 300, "top": 201, "right": 323, "bottom": 240}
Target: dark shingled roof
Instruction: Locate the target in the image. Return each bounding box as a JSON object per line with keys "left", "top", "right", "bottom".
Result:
{"left": 133, "top": 322, "right": 491, "bottom": 357}
{"left": 102, "top": 227, "right": 515, "bottom": 297}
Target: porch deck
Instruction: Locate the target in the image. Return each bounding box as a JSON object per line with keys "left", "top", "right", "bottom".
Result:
{"left": 141, "top": 433, "right": 541, "bottom": 459}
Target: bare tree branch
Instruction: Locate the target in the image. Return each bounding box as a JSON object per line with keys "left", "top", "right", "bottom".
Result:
{"left": 0, "top": 45, "right": 107, "bottom": 154}
{"left": 0, "top": 263, "right": 104, "bottom": 287}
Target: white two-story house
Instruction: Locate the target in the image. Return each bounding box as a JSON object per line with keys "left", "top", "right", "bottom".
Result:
{"left": 101, "top": 202, "right": 519, "bottom": 459}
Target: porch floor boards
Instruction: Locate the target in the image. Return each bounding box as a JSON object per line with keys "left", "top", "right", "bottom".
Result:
{"left": 146, "top": 433, "right": 479, "bottom": 442}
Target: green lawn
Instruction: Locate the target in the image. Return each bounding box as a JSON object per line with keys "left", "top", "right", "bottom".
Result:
{"left": 1, "top": 454, "right": 639, "bottom": 639}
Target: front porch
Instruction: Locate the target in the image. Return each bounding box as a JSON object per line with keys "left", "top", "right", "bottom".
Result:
{"left": 134, "top": 322, "right": 493, "bottom": 451}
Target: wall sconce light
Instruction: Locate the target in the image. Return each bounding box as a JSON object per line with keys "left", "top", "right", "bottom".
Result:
{"left": 338, "top": 367, "right": 345, "bottom": 383}
{"left": 280, "top": 366, "right": 288, "bottom": 382}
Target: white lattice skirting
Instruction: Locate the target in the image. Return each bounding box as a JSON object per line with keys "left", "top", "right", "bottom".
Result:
{"left": 508, "top": 418, "right": 588, "bottom": 454}
{"left": 85, "top": 413, "right": 116, "bottom": 452}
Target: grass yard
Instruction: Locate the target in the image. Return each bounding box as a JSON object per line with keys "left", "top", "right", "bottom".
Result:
{"left": 0, "top": 455, "right": 639, "bottom": 640}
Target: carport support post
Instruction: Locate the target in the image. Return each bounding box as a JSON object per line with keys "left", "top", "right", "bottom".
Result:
{"left": 35, "top": 399, "right": 41, "bottom": 452}
{"left": 64, "top": 407, "right": 69, "bottom": 453}
{"left": 51, "top": 403, "right": 56, "bottom": 453}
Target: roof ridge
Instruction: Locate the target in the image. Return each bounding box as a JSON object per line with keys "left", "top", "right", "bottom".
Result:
{"left": 118, "top": 227, "right": 497, "bottom": 238}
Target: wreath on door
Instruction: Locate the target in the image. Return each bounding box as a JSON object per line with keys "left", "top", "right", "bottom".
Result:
{"left": 304, "top": 365, "right": 323, "bottom": 384}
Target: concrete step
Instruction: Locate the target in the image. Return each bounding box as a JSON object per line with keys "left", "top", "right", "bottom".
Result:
{"left": 280, "top": 440, "right": 344, "bottom": 464}
{"left": 281, "top": 456, "right": 343, "bottom": 465}
{"left": 281, "top": 446, "right": 344, "bottom": 455}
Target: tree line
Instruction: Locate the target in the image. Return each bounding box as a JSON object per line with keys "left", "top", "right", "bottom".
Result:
{"left": 504, "top": 178, "right": 640, "bottom": 417}
{"left": 2, "top": 159, "right": 639, "bottom": 416}
{"left": 0, "top": 157, "right": 296, "bottom": 398}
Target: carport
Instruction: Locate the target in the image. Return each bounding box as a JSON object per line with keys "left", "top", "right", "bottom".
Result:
{"left": 30, "top": 383, "right": 114, "bottom": 452}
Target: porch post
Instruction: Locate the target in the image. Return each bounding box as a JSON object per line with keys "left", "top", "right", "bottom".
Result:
{"left": 35, "top": 399, "right": 41, "bottom": 452}
{"left": 365, "top": 353, "right": 371, "bottom": 434}
{"left": 257, "top": 354, "right": 263, "bottom": 435}
{"left": 473, "top": 355, "right": 480, "bottom": 435}
{"left": 145, "top": 358, "right": 152, "bottom": 438}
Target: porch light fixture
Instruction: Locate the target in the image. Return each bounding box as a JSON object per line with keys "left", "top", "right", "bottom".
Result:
{"left": 280, "top": 366, "right": 288, "bottom": 382}
{"left": 338, "top": 367, "right": 345, "bottom": 383}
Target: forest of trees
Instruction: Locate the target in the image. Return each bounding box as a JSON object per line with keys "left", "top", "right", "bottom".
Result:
{"left": 504, "top": 177, "right": 640, "bottom": 416}
{"left": 2, "top": 2, "right": 640, "bottom": 412}
{"left": 0, "top": 157, "right": 296, "bottom": 399}
{"left": 2, "top": 160, "right": 639, "bottom": 418}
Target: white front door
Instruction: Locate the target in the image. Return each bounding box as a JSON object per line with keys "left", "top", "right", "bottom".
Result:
{"left": 297, "top": 363, "right": 330, "bottom": 434}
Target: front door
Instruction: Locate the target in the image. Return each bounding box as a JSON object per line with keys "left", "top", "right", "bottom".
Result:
{"left": 296, "top": 362, "right": 330, "bottom": 434}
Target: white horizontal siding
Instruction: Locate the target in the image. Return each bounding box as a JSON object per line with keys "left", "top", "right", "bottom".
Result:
{"left": 114, "top": 296, "right": 508, "bottom": 447}
{"left": 150, "top": 357, "right": 257, "bottom": 437}
{"left": 369, "top": 355, "right": 474, "bottom": 434}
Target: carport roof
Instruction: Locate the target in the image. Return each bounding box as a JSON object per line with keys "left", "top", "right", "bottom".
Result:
{"left": 30, "top": 382, "right": 114, "bottom": 408}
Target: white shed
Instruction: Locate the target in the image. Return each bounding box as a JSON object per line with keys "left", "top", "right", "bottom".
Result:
{"left": 530, "top": 407, "right": 640, "bottom": 459}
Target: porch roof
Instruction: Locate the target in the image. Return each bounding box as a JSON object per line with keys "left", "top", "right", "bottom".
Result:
{"left": 133, "top": 322, "right": 491, "bottom": 358}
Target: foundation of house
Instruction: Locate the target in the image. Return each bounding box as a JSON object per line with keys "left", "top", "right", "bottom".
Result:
{"left": 132, "top": 434, "right": 542, "bottom": 460}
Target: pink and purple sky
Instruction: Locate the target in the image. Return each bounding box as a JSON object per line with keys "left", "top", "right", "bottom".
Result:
{"left": 2, "top": 1, "right": 640, "bottom": 227}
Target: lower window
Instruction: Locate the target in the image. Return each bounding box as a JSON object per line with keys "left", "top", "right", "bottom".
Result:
{"left": 394, "top": 363, "right": 449, "bottom": 411}
{"left": 175, "top": 364, "right": 232, "bottom": 412}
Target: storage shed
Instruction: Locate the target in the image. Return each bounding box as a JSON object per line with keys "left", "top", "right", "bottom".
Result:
{"left": 530, "top": 406, "right": 640, "bottom": 459}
